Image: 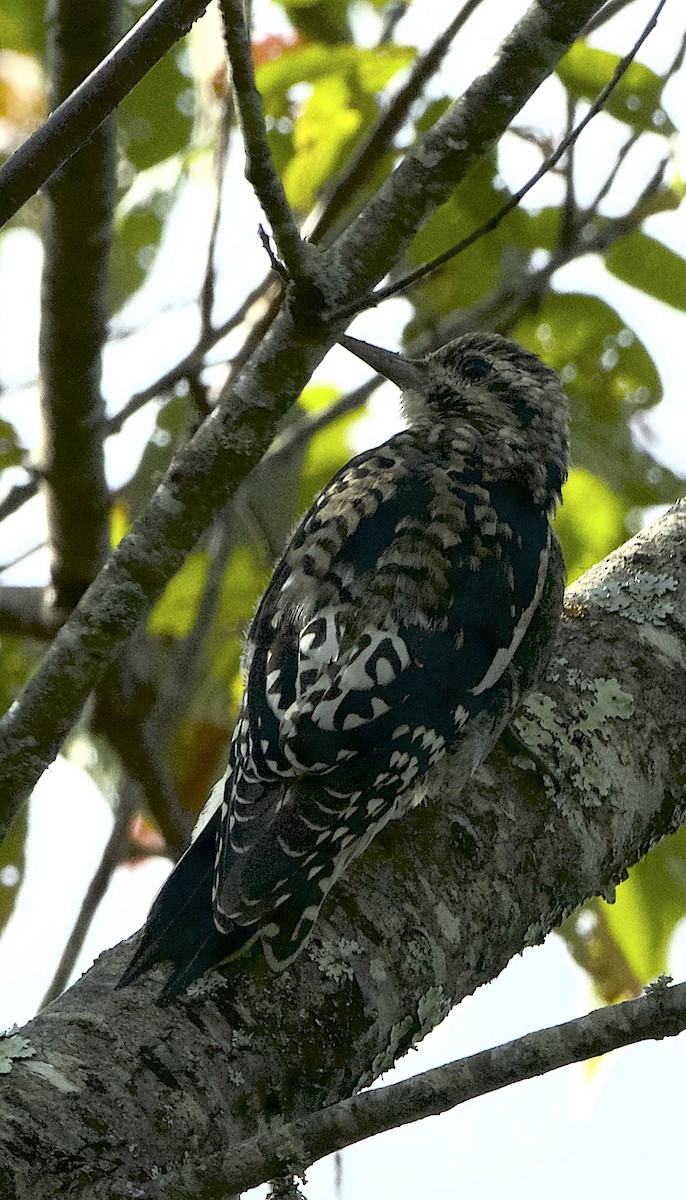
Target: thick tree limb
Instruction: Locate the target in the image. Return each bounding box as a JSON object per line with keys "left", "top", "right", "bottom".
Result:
{"left": 1, "top": 502, "right": 684, "bottom": 1198}
{"left": 0, "top": 0, "right": 606, "bottom": 838}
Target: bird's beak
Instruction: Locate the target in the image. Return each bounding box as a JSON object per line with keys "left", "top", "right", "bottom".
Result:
{"left": 339, "top": 334, "right": 428, "bottom": 393}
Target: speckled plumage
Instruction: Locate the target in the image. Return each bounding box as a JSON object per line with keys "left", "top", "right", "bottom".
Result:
{"left": 119, "top": 331, "right": 569, "bottom": 1002}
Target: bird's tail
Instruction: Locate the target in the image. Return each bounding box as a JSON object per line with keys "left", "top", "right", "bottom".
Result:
{"left": 116, "top": 810, "right": 257, "bottom": 1005}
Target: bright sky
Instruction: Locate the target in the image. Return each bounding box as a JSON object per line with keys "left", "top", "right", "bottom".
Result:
{"left": 1, "top": 1, "right": 686, "bottom": 1196}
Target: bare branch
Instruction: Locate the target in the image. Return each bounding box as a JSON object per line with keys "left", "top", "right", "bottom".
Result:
{"left": 0, "top": 281, "right": 281, "bottom": 533}
{"left": 0, "top": 587, "right": 59, "bottom": 638}
{"left": 39, "top": 777, "right": 138, "bottom": 1009}
{"left": 349, "top": 0, "right": 668, "bottom": 314}
{"left": 0, "top": 479, "right": 37, "bottom": 525}
{"left": 199, "top": 94, "right": 235, "bottom": 335}
{"left": 582, "top": 0, "right": 641, "bottom": 37}
{"left": 0, "top": 0, "right": 211, "bottom": 229}
{"left": 218, "top": 0, "right": 315, "bottom": 290}
{"left": 307, "top": 0, "right": 488, "bottom": 245}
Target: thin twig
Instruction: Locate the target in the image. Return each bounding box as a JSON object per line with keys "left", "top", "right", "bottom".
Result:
{"left": 217, "top": 0, "right": 314, "bottom": 289}
{"left": 559, "top": 92, "right": 577, "bottom": 251}
{"left": 342, "top": 0, "right": 668, "bottom": 316}
{"left": 0, "top": 0, "right": 211, "bottom": 230}
{"left": 405, "top": 149, "right": 671, "bottom": 356}
{"left": 379, "top": 2, "right": 408, "bottom": 45}
{"left": 0, "top": 279, "right": 282, "bottom": 529}
{"left": 586, "top": 125, "right": 642, "bottom": 215}
{"left": 307, "top": 0, "right": 488, "bottom": 245}
{"left": 161, "top": 517, "right": 237, "bottom": 727}
{"left": 582, "top": 0, "right": 642, "bottom": 37}
{"left": 199, "top": 95, "right": 235, "bottom": 335}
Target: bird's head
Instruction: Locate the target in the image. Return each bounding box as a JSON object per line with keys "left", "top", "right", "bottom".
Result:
{"left": 340, "top": 330, "right": 569, "bottom": 508}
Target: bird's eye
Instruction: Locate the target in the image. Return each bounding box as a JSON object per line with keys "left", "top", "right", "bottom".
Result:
{"left": 461, "top": 356, "right": 492, "bottom": 382}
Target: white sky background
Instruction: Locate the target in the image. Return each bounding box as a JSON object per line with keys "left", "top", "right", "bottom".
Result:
{"left": 1, "top": 0, "right": 686, "bottom": 1196}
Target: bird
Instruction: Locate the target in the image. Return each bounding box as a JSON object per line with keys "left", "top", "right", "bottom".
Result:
{"left": 118, "top": 330, "right": 569, "bottom": 1003}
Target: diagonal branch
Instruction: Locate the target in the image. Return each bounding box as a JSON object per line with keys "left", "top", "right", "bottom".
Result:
{"left": 38, "top": 776, "right": 138, "bottom": 1009}
{"left": 347, "top": 0, "right": 668, "bottom": 314}
{"left": 218, "top": 979, "right": 686, "bottom": 1192}
{"left": 307, "top": 0, "right": 488, "bottom": 245}
{"left": 0, "top": 0, "right": 211, "bottom": 229}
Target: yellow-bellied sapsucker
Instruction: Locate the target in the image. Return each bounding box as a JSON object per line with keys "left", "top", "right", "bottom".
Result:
{"left": 118, "top": 331, "right": 569, "bottom": 1003}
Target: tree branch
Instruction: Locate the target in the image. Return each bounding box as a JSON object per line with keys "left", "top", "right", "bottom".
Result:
{"left": 1, "top": 501, "right": 684, "bottom": 1197}
{"left": 0, "top": 588, "right": 61, "bottom": 638}
{"left": 38, "top": 777, "right": 138, "bottom": 1010}
{"left": 218, "top": 0, "right": 315, "bottom": 290}
{"left": 352, "top": 0, "right": 668, "bottom": 313}
{"left": 307, "top": 0, "right": 488, "bottom": 245}
{"left": 38, "top": 0, "right": 118, "bottom": 612}
{"left": 0, "top": 0, "right": 210, "bottom": 229}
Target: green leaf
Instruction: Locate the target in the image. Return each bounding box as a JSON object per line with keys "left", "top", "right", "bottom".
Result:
{"left": 513, "top": 292, "right": 680, "bottom": 508}
{"left": 406, "top": 157, "right": 560, "bottom": 329}
{"left": 110, "top": 153, "right": 187, "bottom": 311}
{"left": 298, "top": 386, "right": 361, "bottom": 511}
{"left": 0, "top": 632, "right": 35, "bottom": 717}
{"left": 118, "top": 47, "right": 194, "bottom": 172}
{"left": 606, "top": 232, "right": 686, "bottom": 312}
{"left": 557, "top": 41, "right": 675, "bottom": 136}
{"left": 210, "top": 546, "right": 272, "bottom": 698}
{"left": 285, "top": 73, "right": 364, "bottom": 211}
{"left": 0, "top": 800, "right": 27, "bottom": 940}
{"left": 257, "top": 43, "right": 414, "bottom": 105}
{"left": 260, "top": 42, "right": 412, "bottom": 211}
{"left": 0, "top": 4, "right": 45, "bottom": 55}
{"left": 554, "top": 468, "right": 627, "bottom": 584}
{"left": 148, "top": 552, "right": 208, "bottom": 638}
{"left": 280, "top": 0, "right": 352, "bottom": 45}
{"left": 602, "top": 825, "right": 686, "bottom": 986}
{"left": 0, "top": 419, "right": 22, "bottom": 469}
{"left": 124, "top": 393, "right": 192, "bottom": 520}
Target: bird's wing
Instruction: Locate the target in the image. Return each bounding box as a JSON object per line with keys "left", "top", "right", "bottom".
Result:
{"left": 213, "top": 450, "right": 552, "bottom": 939}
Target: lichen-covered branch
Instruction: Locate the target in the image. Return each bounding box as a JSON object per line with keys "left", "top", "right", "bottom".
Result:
{"left": 0, "top": 502, "right": 684, "bottom": 1198}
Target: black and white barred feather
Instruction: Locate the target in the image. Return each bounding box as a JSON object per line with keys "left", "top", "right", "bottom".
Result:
{"left": 119, "top": 331, "right": 569, "bottom": 1002}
